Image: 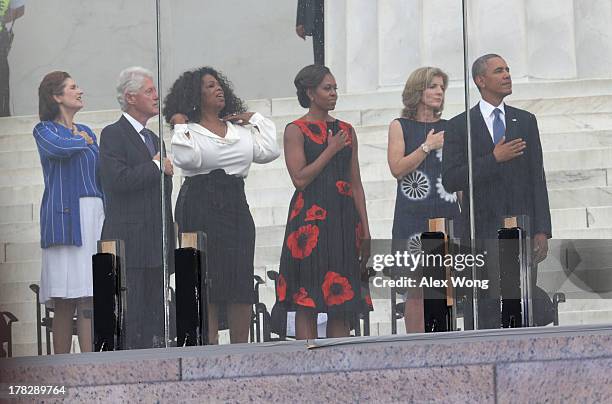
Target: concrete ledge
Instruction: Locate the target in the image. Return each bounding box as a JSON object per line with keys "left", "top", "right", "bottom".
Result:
{"left": 1, "top": 325, "right": 612, "bottom": 402}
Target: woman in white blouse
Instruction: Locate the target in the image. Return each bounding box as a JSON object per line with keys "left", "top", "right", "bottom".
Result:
{"left": 163, "top": 67, "right": 279, "bottom": 344}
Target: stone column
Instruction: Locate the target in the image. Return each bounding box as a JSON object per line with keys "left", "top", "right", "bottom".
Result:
{"left": 574, "top": 0, "right": 612, "bottom": 79}
{"left": 378, "top": 0, "right": 421, "bottom": 88}
{"left": 525, "top": 0, "right": 577, "bottom": 79}
{"left": 345, "top": 0, "right": 379, "bottom": 92}
{"left": 468, "top": 0, "right": 528, "bottom": 78}
{"left": 325, "top": 0, "right": 348, "bottom": 92}
{"left": 422, "top": 0, "right": 464, "bottom": 80}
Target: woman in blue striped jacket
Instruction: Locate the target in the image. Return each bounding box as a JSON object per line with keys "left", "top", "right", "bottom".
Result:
{"left": 33, "top": 71, "right": 104, "bottom": 354}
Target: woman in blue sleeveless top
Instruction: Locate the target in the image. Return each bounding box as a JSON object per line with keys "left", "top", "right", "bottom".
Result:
{"left": 387, "top": 67, "right": 461, "bottom": 333}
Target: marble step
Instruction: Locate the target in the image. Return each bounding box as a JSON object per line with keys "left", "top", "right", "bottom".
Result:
{"left": 554, "top": 227, "right": 612, "bottom": 239}
{"left": 558, "top": 310, "right": 612, "bottom": 326}
{"left": 3, "top": 321, "right": 47, "bottom": 347}
{"left": 243, "top": 143, "right": 612, "bottom": 172}
{"left": 538, "top": 269, "right": 612, "bottom": 295}
{"left": 0, "top": 99, "right": 272, "bottom": 140}
{"left": 0, "top": 261, "right": 42, "bottom": 283}
{"left": 0, "top": 78, "right": 611, "bottom": 134}
{"left": 0, "top": 203, "right": 36, "bottom": 224}
{"left": 250, "top": 203, "right": 602, "bottom": 231}
{"left": 3, "top": 105, "right": 612, "bottom": 145}
{"left": 244, "top": 182, "right": 612, "bottom": 210}
{"left": 0, "top": 246, "right": 280, "bottom": 277}
{"left": 0, "top": 281, "right": 37, "bottom": 304}
{"left": 1, "top": 187, "right": 611, "bottom": 246}
{"left": 244, "top": 164, "right": 611, "bottom": 191}
{"left": 0, "top": 301, "right": 39, "bottom": 325}
{"left": 269, "top": 89, "right": 612, "bottom": 117}
{"left": 556, "top": 298, "right": 612, "bottom": 314}
{"left": 267, "top": 110, "right": 612, "bottom": 134}
{"left": 1, "top": 147, "right": 611, "bottom": 195}
{"left": 9, "top": 342, "right": 49, "bottom": 358}
{"left": 0, "top": 109, "right": 145, "bottom": 138}
{"left": 236, "top": 166, "right": 612, "bottom": 206}
{"left": 3, "top": 141, "right": 610, "bottom": 193}
{"left": 3, "top": 116, "right": 612, "bottom": 157}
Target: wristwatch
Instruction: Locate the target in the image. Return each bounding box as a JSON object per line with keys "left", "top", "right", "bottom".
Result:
{"left": 420, "top": 142, "right": 430, "bottom": 154}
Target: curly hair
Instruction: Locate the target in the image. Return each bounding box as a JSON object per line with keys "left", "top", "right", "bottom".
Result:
{"left": 294, "top": 64, "right": 331, "bottom": 108}
{"left": 162, "top": 66, "right": 246, "bottom": 124}
{"left": 401, "top": 67, "right": 448, "bottom": 119}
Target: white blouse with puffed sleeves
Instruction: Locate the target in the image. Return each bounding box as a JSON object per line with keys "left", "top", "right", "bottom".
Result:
{"left": 171, "top": 112, "right": 280, "bottom": 178}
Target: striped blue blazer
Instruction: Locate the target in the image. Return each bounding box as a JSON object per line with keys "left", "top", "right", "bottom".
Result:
{"left": 33, "top": 121, "right": 103, "bottom": 248}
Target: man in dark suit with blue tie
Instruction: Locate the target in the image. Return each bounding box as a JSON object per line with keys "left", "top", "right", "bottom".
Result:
{"left": 99, "top": 66, "right": 175, "bottom": 349}
{"left": 442, "top": 54, "right": 552, "bottom": 328}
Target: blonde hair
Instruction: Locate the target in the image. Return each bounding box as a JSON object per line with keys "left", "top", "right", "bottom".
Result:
{"left": 401, "top": 67, "right": 449, "bottom": 119}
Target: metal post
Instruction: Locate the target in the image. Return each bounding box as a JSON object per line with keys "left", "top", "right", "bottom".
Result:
{"left": 154, "top": 0, "right": 170, "bottom": 347}
{"left": 461, "top": 0, "right": 479, "bottom": 330}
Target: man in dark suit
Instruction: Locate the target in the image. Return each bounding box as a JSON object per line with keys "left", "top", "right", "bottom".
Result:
{"left": 442, "top": 54, "right": 552, "bottom": 328}
{"left": 99, "top": 66, "right": 174, "bottom": 349}
{"left": 296, "top": 0, "right": 324, "bottom": 65}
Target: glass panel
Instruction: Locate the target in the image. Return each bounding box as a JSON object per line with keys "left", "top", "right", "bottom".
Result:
{"left": 159, "top": 0, "right": 314, "bottom": 345}
{"left": 160, "top": 0, "right": 471, "bottom": 344}
{"left": 462, "top": 0, "right": 612, "bottom": 330}
{"left": 0, "top": 0, "right": 164, "bottom": 356}
{"left": 368, "top": 0, "right": 470, "bottom": 336}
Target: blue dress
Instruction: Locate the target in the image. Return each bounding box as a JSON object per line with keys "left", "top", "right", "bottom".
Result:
{"left": 391, "top": 118, "right": 461, "bottom": 248}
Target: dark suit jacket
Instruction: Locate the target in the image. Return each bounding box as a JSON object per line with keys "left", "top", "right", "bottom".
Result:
{"left": 99, "top": 115, "right": 175, "bottom": 269}
{"left": 442, "top": 104, "right": 552, "bottom": 239}
{"left": 297, "top": 0, "right": 323, "bottom": 36}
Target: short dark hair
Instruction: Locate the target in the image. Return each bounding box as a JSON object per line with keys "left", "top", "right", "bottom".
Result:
{"left": 471, "top": 53, "right": 503, "bottom": 88}
{"left": 162, "top": 66, "right": 245, "bottom": 123}
{"left": 294, "top": 64, "right": 331, "bottom": 108}
{"left": 38, "top": 71, "right": 71, "bottom": 121}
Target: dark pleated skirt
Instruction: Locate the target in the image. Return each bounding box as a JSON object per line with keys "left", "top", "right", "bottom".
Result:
{"left": 175, "top": 169, "right": 255, "bottom": 304}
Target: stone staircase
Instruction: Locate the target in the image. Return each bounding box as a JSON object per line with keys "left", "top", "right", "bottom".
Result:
{"left": 2, "top": 79, "right": 612, "bottom": 356}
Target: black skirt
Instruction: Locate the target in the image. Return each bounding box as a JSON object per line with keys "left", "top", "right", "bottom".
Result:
{"left": 175, "top": 169, "right": 255, "bottom": 304}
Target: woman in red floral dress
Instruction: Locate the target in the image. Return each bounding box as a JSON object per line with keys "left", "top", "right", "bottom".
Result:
{"left": 278, "top": 64, "right": 371, "bottom": 339}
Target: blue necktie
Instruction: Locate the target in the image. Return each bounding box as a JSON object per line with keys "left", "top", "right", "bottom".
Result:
{"left": 140, "top": 128, "right": 157, "bottom": 157}
{"left": 492, "top": 108, "right": 505, "bottom": 144}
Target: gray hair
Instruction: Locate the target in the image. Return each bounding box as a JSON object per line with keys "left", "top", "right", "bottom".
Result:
{"left": 471, "top": 53, "right": 502, "bottom": 88}
{"left": 116, "top": 66, "right": 154, "bottom": 111}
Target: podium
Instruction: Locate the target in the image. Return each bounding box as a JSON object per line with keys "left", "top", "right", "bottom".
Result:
{"left": 91, "top": 240, "right": 126, "bottom": 351}
{"left": 174, "top": 232, "right": 209, "bottom": 346}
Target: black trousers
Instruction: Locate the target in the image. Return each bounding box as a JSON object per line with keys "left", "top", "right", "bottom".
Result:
{"left": 312, "top": 1, "right": 324, "bottom": 65}
{"left": 0, "top": 31, "right": 11, "bottom": 117}
{"left": 124, "top": 266, "right": 165, "bottom": 349}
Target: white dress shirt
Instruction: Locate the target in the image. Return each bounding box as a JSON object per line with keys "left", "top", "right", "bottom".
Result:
{"left": 479, "top": 99, "right": 506, "bottom": 143}
{"left": 171, "top": 112, "right": 279, "bottom": 178}
{"left": 122, "top": 112, "right": 161, "bottom": 169}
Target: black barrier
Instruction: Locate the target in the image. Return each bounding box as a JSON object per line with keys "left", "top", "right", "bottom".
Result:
{"left": 92, "top": 248, "right": 124, "bottom": 351}
{"left": 498, "top": 227, "right": 523, "bottom": 328}
{"left": 174, "top": 232, "right": 208, "bottom": 346}
{"left": 497, "top": 215, "right": 533, "bottom": 328}
{"left": 421, "top": 231, "right": 451, "bottom": 332}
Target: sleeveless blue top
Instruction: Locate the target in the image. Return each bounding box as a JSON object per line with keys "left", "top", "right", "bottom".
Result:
{"left": 391, "top": 118, "right": 461, "bottom": 239}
